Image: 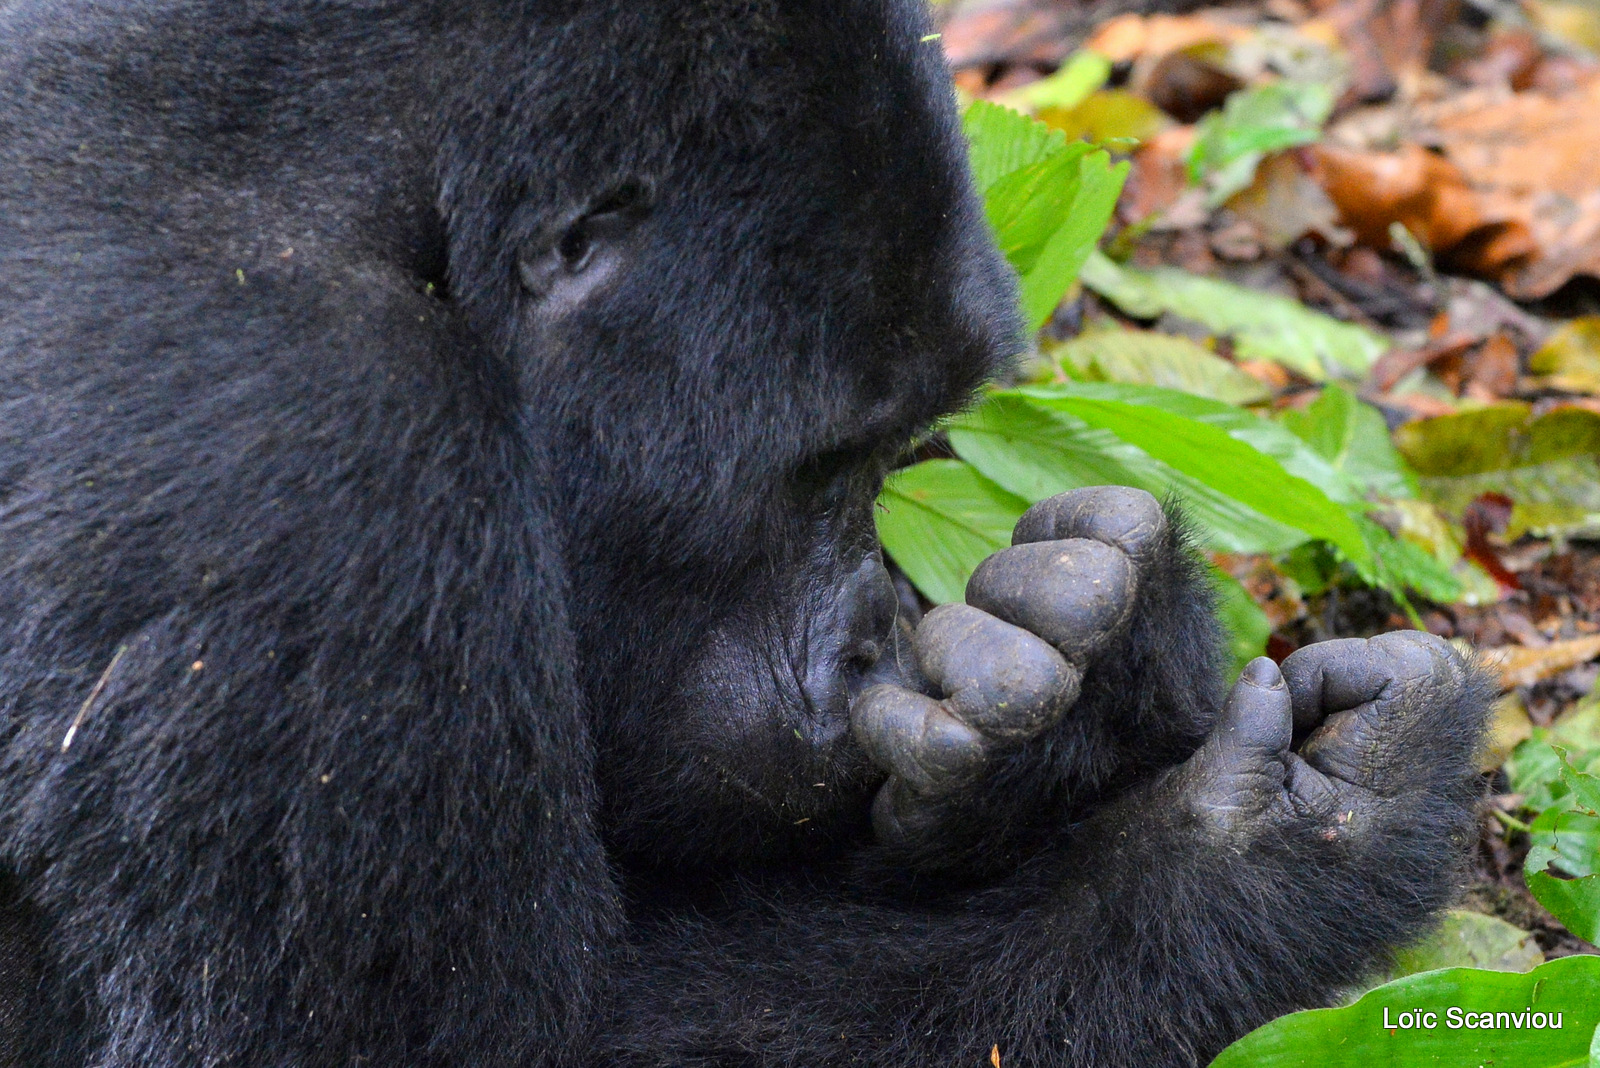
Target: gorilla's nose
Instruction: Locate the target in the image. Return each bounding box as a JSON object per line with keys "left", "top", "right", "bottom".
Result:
{"left": 838, "top": 553, "right": 900, "bottom": 682}
{"left": 799, "top": 553, "right": 909, "bottom": 741}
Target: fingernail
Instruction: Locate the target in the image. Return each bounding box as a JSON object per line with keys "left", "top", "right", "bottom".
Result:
{"left": 1241, "top": 657, "right": 1283, "bottom": 687}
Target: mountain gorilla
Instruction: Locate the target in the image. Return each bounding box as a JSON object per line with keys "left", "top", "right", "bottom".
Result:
{"left": 0, "top": 0, "right": 1490, "bottom": 1065}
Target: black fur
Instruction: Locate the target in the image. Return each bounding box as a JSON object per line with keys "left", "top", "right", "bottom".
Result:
{"left": 0, "top": 2, "right": 1490, "bottom": 1065}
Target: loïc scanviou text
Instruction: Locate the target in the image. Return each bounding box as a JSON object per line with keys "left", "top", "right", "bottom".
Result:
{"left": 1382, "top": 1007, "right": 1563, "bottom": 1031}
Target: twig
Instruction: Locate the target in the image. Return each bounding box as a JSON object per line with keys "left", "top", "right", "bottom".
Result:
{"left": 62, "top": 644, "right": 127, "bottom": 752}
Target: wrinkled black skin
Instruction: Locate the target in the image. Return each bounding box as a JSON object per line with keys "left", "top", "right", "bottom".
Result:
{"left": 0, "top": 2, "right": 1491, "bottom": 1066}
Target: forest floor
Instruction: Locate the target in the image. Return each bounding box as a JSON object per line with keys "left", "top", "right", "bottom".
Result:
{"left": 935, "top": 0, "right": 1600, "bottom": 960}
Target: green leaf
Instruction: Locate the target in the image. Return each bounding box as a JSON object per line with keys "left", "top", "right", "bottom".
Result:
{"left": 997, "top": 49, "right": 1113, "bottom": 113}
{"left": 964, "top": 102, "right": 1129, "bottom": 330}
{"left": 875, "top": 460, "right": 1028, "bottom": 605}
{"left": 1528, "top": 805, "right": 1600, "bottom": 879}
{"left": 1355, "top": 514, "right": 1463, "bottom": 605}
{"left": 1280, "top": 382, "right": 1418, "bottom": 500}
{"left": 1049, "top": 381, "right": 1363, "bottom": 505}
{"left": 1188, "top": 81, "right": 1334, "bottom": 205}
{"left": 1524, "top": 750, "right": 1600, "bottom": 944}
{"left": 1526, "top": 869, "right": 1600, "bottom": 946}
{"left": 1208, "top": 955, "right": 1600, "bottom": 1068}
{"left": 1507, "top": 709, "right": 1600, "bottom": 812}
{"left": 1208, "top": 564, "right": 1270, "bottom": 679}
{"left": 1052, "top": 326, "right": 1270, "bottom": 405}
{"left": 1080, "top": 250, "right": 1388, "bottom": 379}
{"left": 1011, "top": 384, "right": 1373, "bottom": 569}
{"left": 947, "top": 392, "right": 1311, "bottom": 555}
{"left": 962, "top": 101, "right": 1070, "bottom": 194}
{"left": 1386, "top": 910, "right": 1544, "bottom": 979}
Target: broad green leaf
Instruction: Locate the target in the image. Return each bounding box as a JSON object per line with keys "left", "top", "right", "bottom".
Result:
{"left": 1011, "top": 386, "right": 1373, "bottom": 569}
{"left": 876, "top": 460, "right": 1027, "bottom": 605}
{"left": 1208, "top": 564, "right": 1270, "bottom": 679}
{"left": 1208, "top": 955, "right": 1600, "bottom": 1068}
{"left": 1354, "top": 514, "right": 1463, "bottom": 606}
{"left": 1038, "top": 381, "right": 1363, "bottom": 505}
{"left": 969, "top": 104, "right": 1129, "bottom": 330}
{"left": 962, "top": 100, "right": 1071, "bottom": 194}
{"left": 1052, "top": 326, "right": 1270, "bottom": 405}
{"left": 1080, "top": 250, "right": 1388, "bottom": 379}
{"left": 947, "top": 392, "right": 1311, "bottom": 554}
{"left": 1507, "top": 709, "right": 1600, "bottom": 812}
{"left": 1007, "top": 384, "right": 1449, "bottom": 601}
{"left": 1011, "top": 150, "right": 1128, "bottom": 329}
{"left": 1526, "top": 868, "right": 1600, "bottom": 945}
{"left": 997, "top": 50, "right": 1113, "bottom": 113}
{"left": 1528, "top": 805, "right": 1600, "bottom": 880}
{"left": 1280, "top": 382, "right": 1418, "bottom": 499}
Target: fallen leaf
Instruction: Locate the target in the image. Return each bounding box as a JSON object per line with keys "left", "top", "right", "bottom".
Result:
{"left": 942, "top": 0, "right": 1073, "bottom": 70}
{"left": 1144, "top": 47, "right": 1244, "bottom": 123}
{"left": 1528, "top": 317, "right": 1600, "bottom": 394}
{"left": 1083, "top": 13, "right": 1250, "bottom": 65}
{"left": 1425, "top": 75, "right": 1600, "bottom": 297}
{"left": 1480, "top": 635, "right": 1600, "bottom": 689}
{"left": 1310, "top": 143, "right": 1534, "bottom": 277}
{"left": 1227, "top": 150, "right": 1349, "bottom": 250}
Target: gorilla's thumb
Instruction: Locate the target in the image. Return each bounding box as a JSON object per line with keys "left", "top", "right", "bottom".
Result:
{"left": 1204, "top": 658, "right": 1293, "bottom": 766}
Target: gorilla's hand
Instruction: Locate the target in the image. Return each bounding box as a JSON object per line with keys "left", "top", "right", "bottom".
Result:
{"left": 852, "top": 486, "right": 1164, "bottom": 853}
{"left": 1174, "top": 633, "right": 1486, "bottom": 841}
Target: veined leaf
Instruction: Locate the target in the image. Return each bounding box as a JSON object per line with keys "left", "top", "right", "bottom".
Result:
{"left": 1280, "top": 382, "right": 1418, "bottom": 500}
{"left": 1208, "top": 955, "right": 1600, "bottom": 1068}
{"left": 947, "top": 392, "right": 1310, "bottom": 555}
{"left": 1000, "top": 385, "right": 1372, "bottom": 569}
{"left": 1081, "top": 250, "right": 1388, "bottom": 379}
{"left": 876, "top": 460, "right": 1028, "bottom": 605}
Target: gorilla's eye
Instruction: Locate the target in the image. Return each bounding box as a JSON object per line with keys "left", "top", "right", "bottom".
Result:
{"left": 519, "top": 180, "right": 654, "bottom": 300}
{"left": 557, "top": 222, "right": 595, "bottom": 273}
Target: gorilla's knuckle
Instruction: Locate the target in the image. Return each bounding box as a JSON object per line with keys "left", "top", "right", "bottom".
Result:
{"left": 966, "top": 539, "right": 1135, "bottom": 657}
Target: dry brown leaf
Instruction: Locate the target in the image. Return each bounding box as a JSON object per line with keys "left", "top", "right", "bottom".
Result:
{"left": 1479, "top": 634, "right": 1600, "bottom": 689}
{"left": 941, "top": 0, "right": 1072, "bottom": 71}
{"left": 1481, "top": 693, "right": 1534, "bottom": 772}
{"left": 1425, "top": 75, "right": 1600, "bottom": 297}
{"left": 1118, "top": 126, "right": 1205, "bottom": 228}
{"left": 1310, "top": 142, "right": 1512, "bottom": 257}
{"left": 1083, "top": 13, "right": 1248, "bottom": 65}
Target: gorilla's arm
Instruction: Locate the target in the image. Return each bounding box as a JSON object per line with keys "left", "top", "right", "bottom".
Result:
{"left": 856, "top": 488, "right": 1229, "bottom": 874}
{"left": 601, "top": 635, "right": 1491, "bottom": 1068}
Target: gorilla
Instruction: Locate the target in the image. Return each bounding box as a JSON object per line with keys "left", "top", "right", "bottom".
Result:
{"left": 0, "top": 0, "right": 1490, "bottom": 1065}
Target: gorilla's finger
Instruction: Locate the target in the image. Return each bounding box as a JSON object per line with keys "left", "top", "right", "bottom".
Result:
{"left": 1180, "top": 658, "right": 1295, "bottom": 832}
{"left": 1198, "top": 658, "right": 1294, "bottom": 771}
{"left": 1280, "top": 632, "right": 1461, "bottom": 735}
{"left": 964, "top": 540, "right": 1136, "bottom": 662}
{"left": 852, "top": 685, "right": 988, "bottom": 794}
{"left": 1010, "top": 486, "right": 1167, "bottom": 565}
{"left": 913, "top": 604, "right": 1080, "bottom": 740}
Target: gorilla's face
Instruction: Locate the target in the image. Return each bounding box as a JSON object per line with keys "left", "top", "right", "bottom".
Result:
{"left": 454, "top": 2, "right": 1020, "bottom": 867}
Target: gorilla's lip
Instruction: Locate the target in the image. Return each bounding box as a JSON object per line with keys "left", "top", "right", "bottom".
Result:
{"left": 797, "top": 670, "right": 855, "bottom": 746}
